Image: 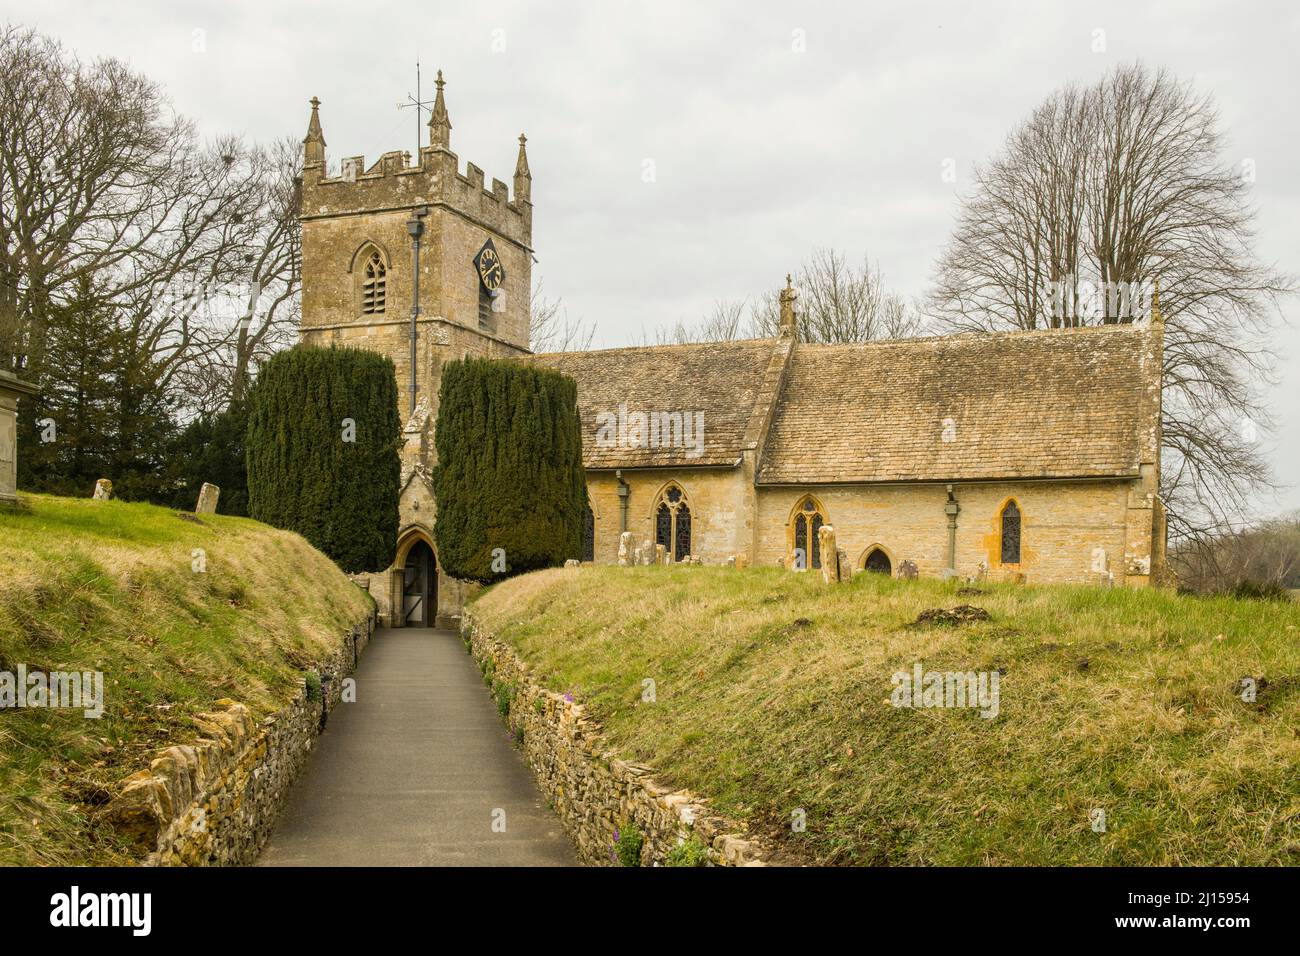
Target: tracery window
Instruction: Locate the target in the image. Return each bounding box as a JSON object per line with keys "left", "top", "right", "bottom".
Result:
{"left": 1000, "top": 500, "right": 1021, "bottom": 564}
{"left": 653, "top": 483, "right": 692, "bottom": 562}
{"left": 790, "top": 495, "right": 827, "bottom": 570}
{"left": 360, "top": 248, "right": 387, "bottom": 314}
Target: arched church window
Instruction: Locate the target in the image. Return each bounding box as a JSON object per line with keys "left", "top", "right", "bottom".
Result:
{"left": 653, "top": 483, "right": 692, "bottom": 562}
{"left": 789, "top": 495, "right": 828, "bottom": 570}
{"left": 582, "top": 499, "right": 595, "bottom": 562}
{"left": 360, "top": 248, "right": 386, "bottom": 314}
{"left": 1000, "top": 500, "right": 1021, "bottom": 564}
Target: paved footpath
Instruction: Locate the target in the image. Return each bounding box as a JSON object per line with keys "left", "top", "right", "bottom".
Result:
{"left": 258, "top": 628, "right": 576, "bottom": 866}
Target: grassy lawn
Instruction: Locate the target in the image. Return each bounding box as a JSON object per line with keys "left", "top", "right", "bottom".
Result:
{"left": 471, "top": 565, "right": 1300, "bottom": 865}
{"left": 0, "top": 493, "right": 372, "bottom": 865}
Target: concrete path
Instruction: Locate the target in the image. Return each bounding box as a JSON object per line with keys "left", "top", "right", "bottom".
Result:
{"left": 258, "top": 628, "right": 576, "bottom": 866}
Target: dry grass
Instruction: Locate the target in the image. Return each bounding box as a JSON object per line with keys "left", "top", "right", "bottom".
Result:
{"left": 472, "top": 565, "right": 1300, "bottom": 865}
{"left": 0, "top": 494, "right": 372, "bottom": 865}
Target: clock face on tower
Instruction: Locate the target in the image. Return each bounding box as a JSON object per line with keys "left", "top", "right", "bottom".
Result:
{"left": 474, "top": 239, "right": 505, "bottom": 292}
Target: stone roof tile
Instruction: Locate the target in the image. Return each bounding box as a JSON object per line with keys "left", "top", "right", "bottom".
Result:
{"left": 526, "top": 339, "right": 775, "bottom": 469}
{"left": 757, "top": 325, "right": 1159, "bottom": 484}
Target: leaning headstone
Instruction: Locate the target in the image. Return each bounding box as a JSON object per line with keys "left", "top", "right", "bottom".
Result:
{"left": 898, "top": 559, "right": 918, "bottom": 580}
{"left": 818, "top": 525, "right": 840, "bottom": 583}
{"left": 195, "top": 482, "right": 220, "bottom": 515}
{"left": 92, "top": 478, "right": 113, "bottom": 501}
{"left": 618, "top": 531, "right": 634, "bottom": 566}
{"left": 837, "top": 547, "right": 849, "bottom": 580}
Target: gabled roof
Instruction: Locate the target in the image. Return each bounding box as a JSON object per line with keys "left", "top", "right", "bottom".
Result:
{"left": 756, "top": 325, "right": 1160, "bottom": 484}
{"left": 526, "top": 339, "right": 776, "bottom": 469}
{"left": 525, "top": 324, "right": 1161, "bottom": 484}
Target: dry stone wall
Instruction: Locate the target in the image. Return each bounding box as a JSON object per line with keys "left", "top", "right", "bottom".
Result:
{"left": 462, "top": 609, "right": 768, "bottom": 867}
{"left": 104, "top": 614, "right": 375, "bottom": 866}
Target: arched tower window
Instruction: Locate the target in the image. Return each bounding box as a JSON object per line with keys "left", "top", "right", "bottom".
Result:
{"left": 653, "top": 483, "right": 692, "bottom": 562}
{"left": 1000, "top": 500, "right": 1021, "bottom": 564}
{"left": 360, "top": 247, "right": 387, "bottom": 314}
{"left": 789, "top": 495, "right": 828, "bottom": 570}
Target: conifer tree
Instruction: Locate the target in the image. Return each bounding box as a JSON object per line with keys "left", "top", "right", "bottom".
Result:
{"left": 433, "top": 358, "right": 585, "bottom": 583}
{"left": 246, "top": 346, "right": 401, "bottom": 572}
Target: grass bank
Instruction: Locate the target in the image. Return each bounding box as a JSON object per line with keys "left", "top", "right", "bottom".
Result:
{"left": 471, "top": 566, "right": 1300, "bottom": 865}
{"left": 0, "top": 494, "right": 371, "bottom": 865}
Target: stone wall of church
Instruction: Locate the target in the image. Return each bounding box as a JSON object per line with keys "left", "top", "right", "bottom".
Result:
{"left": 584, "top": 468, "right": 754, "bottom": 565}
{"left": 300, "top": 151, "right": 531, "bottom": 355}
{"left": 580, "top": 470, "right": 1150, "bottom": 585}
{"left": 754, "top": 480, "right": 1139, "bottom": 585}
{"left": 427, "top": 205, "right": 531, "bottom": 349}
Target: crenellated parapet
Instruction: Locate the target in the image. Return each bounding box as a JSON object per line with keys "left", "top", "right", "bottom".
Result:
{"left": 298, "top": 83, "right": 532, "bottom": 250}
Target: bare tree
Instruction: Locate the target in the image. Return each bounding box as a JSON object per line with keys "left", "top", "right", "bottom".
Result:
{"left": 0, "top": 25, "right": 286, "bottom": 415}
{"left": 651, "top": 248, "right": 921, "bottom": 345}
{"left": 1171, "top": 513, "right": 1300, "bottom": 594}
{"left": 172, "top": 137, "right": 303, "bottom": 412}
{"left": 650, "top": 298, "right": 750, "bottom": 345}
{"left": 529, "top": 276, "right": 594, "bottom": 353}
{"left": 928, "top": 62, "right": 1294, "bottom": 544}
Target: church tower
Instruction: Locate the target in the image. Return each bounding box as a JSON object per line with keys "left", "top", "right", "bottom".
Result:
{"left": 297, "top": 74, "right": 534, "bottom": 627}
{"left": 298, "top": 72, "right": 533, "bottom": 408}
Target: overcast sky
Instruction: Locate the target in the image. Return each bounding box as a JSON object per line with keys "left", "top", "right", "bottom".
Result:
{"left": 7, "top": 0, "right": 1299, "bottom": 518}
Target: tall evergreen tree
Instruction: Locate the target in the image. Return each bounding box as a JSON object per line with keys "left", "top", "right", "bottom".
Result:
{"left": 433, "top": 358, "right": 585, "bottom": 584}
{"left": 245, "top": 346, "right": 400, "bottom": 572}
{"left": 18, "top": 276, "right": 176, "bottom": 501}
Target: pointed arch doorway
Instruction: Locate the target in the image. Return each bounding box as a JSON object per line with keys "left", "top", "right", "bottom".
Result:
{"left": 392, "top": 529, "right": 438, "bottom": 628}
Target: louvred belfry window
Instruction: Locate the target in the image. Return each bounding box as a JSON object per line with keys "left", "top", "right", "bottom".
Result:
{"left": 362, "top": 250, "right": 386, "bottom": 314}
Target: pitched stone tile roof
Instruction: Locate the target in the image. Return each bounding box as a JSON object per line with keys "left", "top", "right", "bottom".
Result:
{"left": 757, "top": 326, "right": 1159, "bottom": 484}
{"left": 526, "top": 339, "right": 776, "bottom": 469}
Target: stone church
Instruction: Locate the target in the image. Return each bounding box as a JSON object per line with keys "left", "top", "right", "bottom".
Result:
{"left": 296, "top": 75, "right": 1167, "bottom": 629}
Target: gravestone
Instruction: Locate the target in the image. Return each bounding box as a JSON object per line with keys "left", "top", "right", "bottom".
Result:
{"left": 195, "top": 482, "right": 220, "bottom": 514}
{"left": 618, "top": 531, "right": 634, "bottom": 566}
{"left": 92, "top": 478, "right": 113, "bottom": 501}
{"left": 818, "top": 525, "right": 841, "bottom": 584}
{"left": 898, "top": 559, "right": 919, "bottom": 580}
